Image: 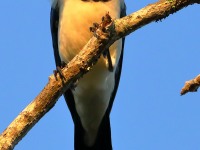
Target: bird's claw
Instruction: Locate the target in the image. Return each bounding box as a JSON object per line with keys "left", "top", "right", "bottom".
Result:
{"left": 90, "top": 12, "right": 112, "bottom": 39}
{"left": 89, "top": 12, "right": 113, "bottom": 72}
{"left": 54, "top": 61, "right": 67, "bottom": 80}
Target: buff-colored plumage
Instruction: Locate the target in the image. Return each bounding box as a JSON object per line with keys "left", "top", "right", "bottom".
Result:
{"left": 52, "top": 0, "right": 125, "bottom": 146}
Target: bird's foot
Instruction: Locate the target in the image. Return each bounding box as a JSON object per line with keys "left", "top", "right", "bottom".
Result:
{"left": 90, "top": 12, "right": 113, "bottom": 72}
{"left": 53, "top": 61, "right": 67, "bottom": 80}
{"left": 90, "top": 12, "right": 112, "bottom": 39}
{"left": 90, "top": 22, "right": 100, "bottom": 38}
{"left": 90, "top": 22, "right": 99, "bottom": 32}
{"left": 101, "top": 12, "right": 112, "bottom": 31}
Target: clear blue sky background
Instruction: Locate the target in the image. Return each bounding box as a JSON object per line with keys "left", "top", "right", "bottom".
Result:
{"left": 0, "top": 1, "right": 200, "bottom": 150}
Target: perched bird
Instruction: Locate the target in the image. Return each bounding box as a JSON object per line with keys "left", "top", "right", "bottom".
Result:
{"left": 50, "top": 0, "right": 126, "bottom": 149}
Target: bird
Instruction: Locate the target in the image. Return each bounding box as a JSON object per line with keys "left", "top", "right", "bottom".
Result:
{"left": 50, "top": 0, "right": 126, "bottom": 149}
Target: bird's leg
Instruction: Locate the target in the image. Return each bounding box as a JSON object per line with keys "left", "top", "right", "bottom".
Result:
{"left": 90, "top": 12, "right": 113, "bottom": 72}
{"left": 103, "top": 49, "right": 113, "bottom": 72}
{"left": 54, "top": 61, "right": 79, "bottom": 89}
{"left": 53, "top": 61, "right": 67, "bottom": 80}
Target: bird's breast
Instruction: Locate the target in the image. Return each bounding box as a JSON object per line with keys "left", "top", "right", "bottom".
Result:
{"left": 58, "top": 0, "right": 121, "bottom": 62}
{"left": 58, "top": 0, "right": 122, "bottom": 146}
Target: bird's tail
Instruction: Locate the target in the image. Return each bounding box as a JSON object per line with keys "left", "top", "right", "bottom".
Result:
{"left": 64, "top": 90, "right": 112, "bottom": 150}
{"left": 74, "top": 115, "right": 112, "bottom": 150}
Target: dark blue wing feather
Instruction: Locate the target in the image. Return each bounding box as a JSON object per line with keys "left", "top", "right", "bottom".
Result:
{"left": 106, "top": 2, "right": 126, "bottom": 115}
{"left": 50, "top": 4, "right": 61, "bottom": 67}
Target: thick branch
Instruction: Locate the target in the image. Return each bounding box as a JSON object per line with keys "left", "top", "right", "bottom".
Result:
{"left": 0, "top": 0, "right": 199, "bottom": 149}
{"left": 114, "top": 0, "right": 200, "bottom": 39}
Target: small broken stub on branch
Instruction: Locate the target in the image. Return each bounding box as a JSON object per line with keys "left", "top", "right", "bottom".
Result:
{"left": 89, "top": 12, "right": 114, "bottom": 72}
{"left": 180, "top": 75, "right": 200, "bottom": 95}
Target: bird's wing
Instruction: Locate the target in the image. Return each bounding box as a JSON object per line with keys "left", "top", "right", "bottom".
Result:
{"left": 50, "top": 2, "right": 82, "bottom": 125}
{"left": 105, "top": 2, "right": 126, "bottom": 115}
{"left": 50, "top": 2, "right": 61, "bottom": 67}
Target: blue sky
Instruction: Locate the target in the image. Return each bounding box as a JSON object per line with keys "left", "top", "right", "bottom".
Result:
{"left": 0, "top": 1, "right": 200, "bottom": 150}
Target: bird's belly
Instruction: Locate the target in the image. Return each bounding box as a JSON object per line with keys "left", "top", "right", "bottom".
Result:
{"left": 58, "top": 0, "right": 122, "bottom": 146}
{"left": 72, "top": 60, "right": 115, "bottom": 146}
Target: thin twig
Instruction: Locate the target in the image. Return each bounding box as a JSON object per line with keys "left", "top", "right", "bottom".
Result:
{"left": 181, "top": 74, "right": 200, "bottom": 95}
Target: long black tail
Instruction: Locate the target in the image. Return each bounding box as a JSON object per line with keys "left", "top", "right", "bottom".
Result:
{"left": 64, "top": 90, "right": 112, "bottom": 150}
{"left": 74, "top": 115, "right": 112, "bottom": 150}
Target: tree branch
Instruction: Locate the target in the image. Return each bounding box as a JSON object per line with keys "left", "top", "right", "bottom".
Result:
{"left": 181, "top": 74, "right": 200, "bottom": 95}
{"left": 0, "top": 0, "right": 199, "bottom": 149}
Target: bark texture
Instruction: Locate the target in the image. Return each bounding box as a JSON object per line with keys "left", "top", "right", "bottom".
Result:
{"left": 0, "top": 0, "right": 199, "bottom": 149}
{"left": 181, "top": 74, "right": 200, "bottom": 95}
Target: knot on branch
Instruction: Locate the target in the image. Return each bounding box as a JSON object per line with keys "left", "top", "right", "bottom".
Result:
{"left": 90, "top": 12, "right": 114, "bottom": 40}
